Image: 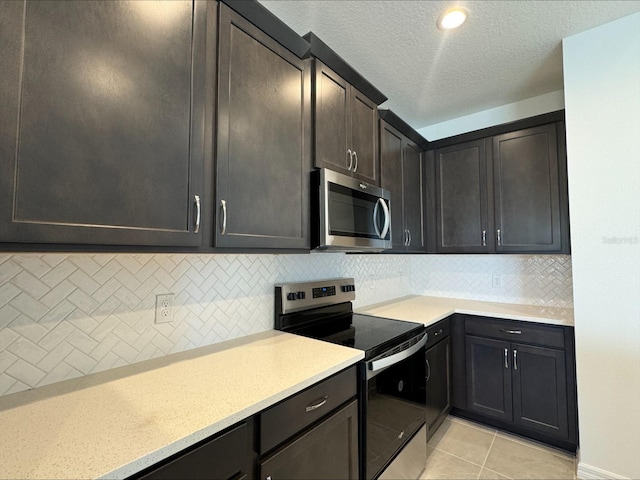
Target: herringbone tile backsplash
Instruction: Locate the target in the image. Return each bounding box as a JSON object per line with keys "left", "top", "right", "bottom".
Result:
{"left": 0, "top": 252, "right": 571, "bottom": 396}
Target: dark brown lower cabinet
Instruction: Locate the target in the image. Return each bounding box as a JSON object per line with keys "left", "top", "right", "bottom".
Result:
{"left": 465, "top": 334, "right": 570, "bottom": 442}
{"left": 425, "top": 336, "right": 452, "bottom": 439}
{"left": 134, "top": 422, "right": 250, "bottom": 480}
{"left": 259, "top": 400, "right": 359, "bottom": 480}
{"left": 465, "top": 336, "right": 513, "bottom": 422}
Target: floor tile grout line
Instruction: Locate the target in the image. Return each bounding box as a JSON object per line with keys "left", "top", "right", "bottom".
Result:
{"left": 431, "top": 445, "right": 487, "bottom": 469}
{"left": 476, "top": 432, "right": 498, "bottom": 479}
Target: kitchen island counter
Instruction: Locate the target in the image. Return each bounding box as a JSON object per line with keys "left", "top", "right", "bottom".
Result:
{"left": 0, "top": 330, "right": 363, "bottom": 480}
{"left": 357, "top": 295, "right": 573, "bottom": 327}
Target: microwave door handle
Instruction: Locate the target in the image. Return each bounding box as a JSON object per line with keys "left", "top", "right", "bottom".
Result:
{"left": 373, "top": 198, "right": 382, "bottom": 238}
{"left": 380, "top": 199, "right": 390, "bottom": 239}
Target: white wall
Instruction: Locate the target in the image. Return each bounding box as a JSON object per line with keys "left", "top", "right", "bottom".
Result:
{"left": 418, "top": 90, "right": 565, "bottom": 141}
{"left": 563, "top": 12, "right": 640, "bottom": 480}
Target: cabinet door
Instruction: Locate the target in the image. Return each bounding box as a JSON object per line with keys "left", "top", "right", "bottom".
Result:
{"left": 426, "top": 337, "right": 451, "bottom": 438}
{"left": 216, "top": 4, "right": 311, "bottom": 249}
{"left": 379, "top": 121, "right": 405, "bottom": 250}
{"left": 350, "top": 87, "right": 379, "bottom": 185}
{"left": 260, "top": 400, "right": 359, "bottom": 480}
{"left": 493, "top": 124, "right": 561, "bottom": 252}
{"left": 137, "top": 422, "right": 250, "bottom": 480}
{"left": 465, "top": 336, "right": 512, "bottom": 422}
{"left": 0, "top": 0, "right": 209, "bottom": 247}
{"left": 512, "top": 343, "right": 569, "bottom": 439}
{"left": 435, "top": 140, "right": 493, "bottom": 253}
{"left": 403, "top": 140, "right": 425, "bottom": 252}
{"left": 314, "top": 61, "right": 351, "bottom": 176}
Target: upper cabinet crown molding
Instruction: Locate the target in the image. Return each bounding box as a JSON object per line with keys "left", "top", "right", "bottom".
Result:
{"left": 303, "top": 32, "right": 387, "bottom": 106}
{"left": 219, "top": 0, "right": 310, "bottom": 58}
{"left": 378, "top": 109, "right": 429, "bottom": 151}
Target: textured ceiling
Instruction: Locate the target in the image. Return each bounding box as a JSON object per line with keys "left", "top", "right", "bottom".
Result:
{"left": 259, "top": 0, "right": 640, "bottom": 131}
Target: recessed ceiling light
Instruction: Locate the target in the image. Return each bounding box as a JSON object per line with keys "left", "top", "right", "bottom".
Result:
{"left": 437, "top": 7, "right": 469, "bottom": 30}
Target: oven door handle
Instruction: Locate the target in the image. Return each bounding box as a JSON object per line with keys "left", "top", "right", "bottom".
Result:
{"left": 367, "top": 332, "right": 427, "bottom": 375}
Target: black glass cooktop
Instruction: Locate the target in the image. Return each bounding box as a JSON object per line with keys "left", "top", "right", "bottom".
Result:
{"left": 276, "top": 302, "right": 425, "bottom": 360}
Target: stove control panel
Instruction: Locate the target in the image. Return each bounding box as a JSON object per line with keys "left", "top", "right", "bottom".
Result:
{"left": 312, "top": 285, "right": 336, "bottom": 298}
{"left": 275, "top": 278, "right": 356, "bottom": 315}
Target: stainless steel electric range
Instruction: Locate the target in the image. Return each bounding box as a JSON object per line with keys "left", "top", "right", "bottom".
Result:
{"left": 275, "top": 278, "right": 427, "bottom": 480}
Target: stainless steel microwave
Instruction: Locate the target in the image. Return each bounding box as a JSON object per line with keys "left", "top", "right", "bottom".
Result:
{"left": 313, "top": 169, "right": 392, "bottom": 252}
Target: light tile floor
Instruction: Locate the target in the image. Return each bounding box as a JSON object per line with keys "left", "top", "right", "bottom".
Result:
{"left": 421, "top": 416, "right": 577, "bottom": 480}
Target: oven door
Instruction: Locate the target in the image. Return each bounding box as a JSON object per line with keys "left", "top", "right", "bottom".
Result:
{"left": 363, "top": 332, "right": 427, "bottom": 480}
{"left": 318, "top": 168, "right": 392, "bottom": 251}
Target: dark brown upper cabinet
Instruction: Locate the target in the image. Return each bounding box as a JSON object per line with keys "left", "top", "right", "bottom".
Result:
{"left": 435, "top": 140, "right": 494, "bottom": 253}
{"left": 493, "top": 124, "right": 563, "bottom": 252}
{"left": 215, "top": 3, "right": 311, "bottom": 249}
{"left": 303, "top": 33, "right": 387, "bottom": 187}
{"left": 0, "top": 0, "right": 214, "bottom": 247}
{"left": 379, "top": 118, "right": 426, "bottom": 252}
{"left": 313, "top": 60, "right": 379, "bottom": 185}
{"left": 432, "top": 113, "right": 570, "bottom": 254}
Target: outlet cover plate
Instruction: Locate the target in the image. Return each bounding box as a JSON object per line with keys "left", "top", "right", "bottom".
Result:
{"left": 155, "top": 293, "right": 175, "bottom": 324}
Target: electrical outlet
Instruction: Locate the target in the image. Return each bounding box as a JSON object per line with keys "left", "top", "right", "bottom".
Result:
{"left": 492, "top": 274, "right": 503, "bottom": 288}
{"left": 155, "top": 293, "right": 175, "bottom": 324}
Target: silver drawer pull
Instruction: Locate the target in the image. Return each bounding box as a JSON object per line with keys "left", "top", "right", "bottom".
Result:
{"left": 500, "top": 329, "right": 522, "bottom": 335}
{"left": 305, "top": 395, "right": 328, "bottom": 413}
{"left": 434, "top": 329, "right": 443, "bottom": 336}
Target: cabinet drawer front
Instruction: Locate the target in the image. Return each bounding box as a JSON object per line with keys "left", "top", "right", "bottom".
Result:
{"left": 137, "top": 422, "right": 249, "bottom": 480}
{"left": 260, "top": 400, "right": 359, "bottom": 480}
{"left": 426, "top": 318, "right": 451, "bottom": 349}
{"left": 464, "top": 316, "right": 565, "bottom": 349}
{"left": 259, "top": 365, "right": 357, "bottom": 454}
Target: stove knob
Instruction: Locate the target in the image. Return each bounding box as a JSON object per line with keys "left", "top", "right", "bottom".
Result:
{"left": 350, "top": 285, "right": 356, "bottom": 292}
{"left": 286, "top": 292, "right": 296, "bottom": 301}
{"left": 297, "top": 291, "right": 306, "bottom": 300}
{"left": 341, "top": 285, "right": 350, "bottom": 293}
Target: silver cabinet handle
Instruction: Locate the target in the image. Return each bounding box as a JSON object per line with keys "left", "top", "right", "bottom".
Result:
{"left": 426, "top": 358, "right": 431, "bottom": 382}
{"left": 482, "top": 230, "right": 486, "bottom": 247}
{"left": 220, "top": 199, "right": 227, "bottom": 235}
{"left": 347, "top": 149, "right": 353, "bottom": 171}
{"left": 434, "top": 329, "right": 443, "bottom": 337}
{"left": 500, "top": 329, "right": 522, "bottom": 335}
{"left": 404, "top": 229, "right": 409, "bottom": 246}
{"left": 497, "top": 229, "right": 502, "bottom": 246}
{"left": 513, "top": 349, "right": 518, "bottom": 370}
{"left": 353, "top": 151, "right": 358, "bottom": 172}
{"left": 373, "top": 198, "right": 391, "bottom": 240}
{"left": 305, "top": 395, "right": 328, "bottom": 413}
{"left": 504, "top": 348, "right": 509, "bottom": 369}
{"left": 193, "top": 195, "right": 201, "bottom": 234}
{"left": 408, "top": 229, "right": 412, "bottom": 246}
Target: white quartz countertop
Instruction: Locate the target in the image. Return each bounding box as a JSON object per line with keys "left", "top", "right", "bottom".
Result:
{"left": 357, "top": 295, "right": 574, "bottom": 327}
{"left": 0, "top": 330, "right": 363, "bottom": 480}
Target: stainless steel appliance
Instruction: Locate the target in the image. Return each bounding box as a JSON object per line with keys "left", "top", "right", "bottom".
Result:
{"left": 275, "top": 278, "right": 427, "bottom": 480}
{"left": 313, "top": 169, "right": 392, "bottom": 252}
